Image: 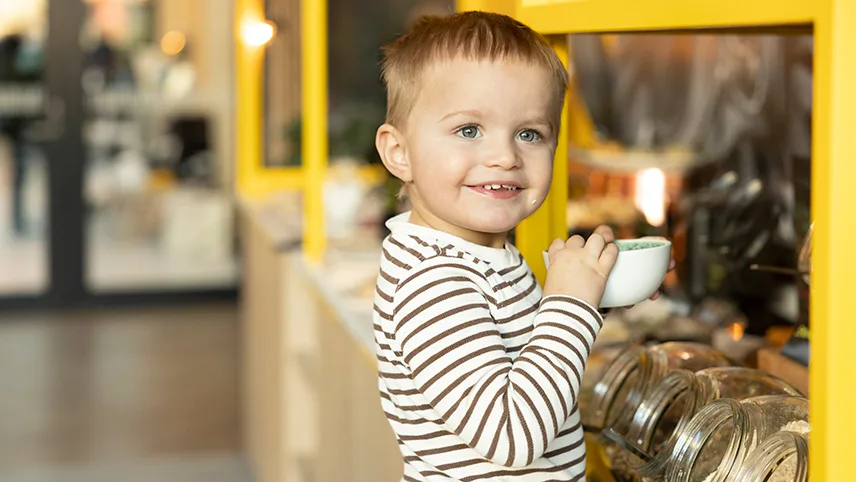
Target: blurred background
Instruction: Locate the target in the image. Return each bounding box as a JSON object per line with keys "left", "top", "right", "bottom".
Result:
{"left": 0, "top": 0, "right": 450, "bottom": 481}
{"left": 0, "top": 0, "right": 820, "bottom": 481}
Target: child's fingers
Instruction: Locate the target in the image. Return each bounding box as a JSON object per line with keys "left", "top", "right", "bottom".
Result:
{"left": 600, "top": 242, "right": 619, "bottom": 266}
{"left": 547, "top": 238, "right": 565, "bottom": 263}
{"left": 584, "top": 233, "right": 606, "bottom": 257}
{"left": 593, "top": 224, "right": 616, "bottom": 244}
{"left": 564, "top": 235, "right": 585, "bottom": 249}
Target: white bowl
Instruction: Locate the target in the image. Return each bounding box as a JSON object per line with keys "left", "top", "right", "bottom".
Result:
{"left": 542, "top": 238, "right": 672, "bottom": 308}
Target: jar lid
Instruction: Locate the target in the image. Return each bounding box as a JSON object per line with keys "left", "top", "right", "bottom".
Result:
{"left": 586, "top": 342, "right": 734, "bottom": 432}
{"left": 626, "top": 368, "right": 700, "bottom": 453}
{"left": 734, "top": 431, "right": 809, "bottom": 482}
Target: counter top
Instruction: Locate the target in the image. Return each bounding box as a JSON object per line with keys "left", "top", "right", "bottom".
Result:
{"left": 299, "top": 248, "right": 380, "bottom": 358}
{"left": 239, "top": 194, "right": 304, "bottom": 251}
{"left": 241, "top": 196, "right": 382, "bottom": 360}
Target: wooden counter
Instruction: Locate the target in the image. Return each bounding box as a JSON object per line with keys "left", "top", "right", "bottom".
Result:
{"left": 241, "top": 202, "right": 401, "bottom": 482}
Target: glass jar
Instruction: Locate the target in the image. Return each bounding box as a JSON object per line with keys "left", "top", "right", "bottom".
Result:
{"left": 626, "top": 367, "right": 802, "bottom": 455}
{"left": 579, "top": 343, "right": 629, "bottom": 419}
{"left": 734, "top": 430, "right": 809, "bottom": 482}
{"left": 583, "top": 342, "right": 734, "bottom": 432}
{"left": 659, "top": 395, "right": 809, "bottom": 482}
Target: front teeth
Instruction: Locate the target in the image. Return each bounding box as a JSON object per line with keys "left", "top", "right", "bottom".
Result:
{"left": 482, "top": 185, "right": 518, "bottom": 190}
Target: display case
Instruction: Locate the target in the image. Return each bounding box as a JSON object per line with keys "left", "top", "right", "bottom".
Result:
{"left": 488, "top": 2, "right": 853, "bottom": 480}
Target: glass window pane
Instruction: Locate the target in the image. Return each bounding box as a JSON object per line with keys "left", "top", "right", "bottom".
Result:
{"left": 0, "top": 1, "right": 48, "bottom": 296}
{"left": 82, "top": 0, "right": 238, "bottom": 292}
{"left": 263, "top": 0, "right": 455, "bottom": 168}
{"left": 264, "top": 0, "right": 301, "bottom": 167}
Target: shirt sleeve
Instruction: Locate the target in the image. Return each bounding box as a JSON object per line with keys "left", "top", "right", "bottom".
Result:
{"left": 391, "top": 256, "right": 603, "bottom": 468}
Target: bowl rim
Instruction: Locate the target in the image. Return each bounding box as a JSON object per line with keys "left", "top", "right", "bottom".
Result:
{"left": 613, "top": 237, "right": 672, "bottom": 246}
{"left": 541, "top": 237, "right": 672, "bottom": 256}
{"left": 612, "top": 238, "right": 672, "bottom": 254}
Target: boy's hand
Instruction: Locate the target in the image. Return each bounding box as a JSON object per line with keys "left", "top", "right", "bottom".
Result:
{"left": 543, "top": 225, "right": 618, "bottom": 308}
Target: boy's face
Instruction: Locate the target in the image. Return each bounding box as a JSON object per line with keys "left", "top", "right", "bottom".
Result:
{"left": 382, "top": 58, "right": 559, "bottom": 248}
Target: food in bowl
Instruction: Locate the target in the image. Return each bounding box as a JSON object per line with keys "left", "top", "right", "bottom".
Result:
{"left": 614, "top": 240, "right": 668, "bottom": 251}
{"left": 543, "top": 237, "right": 672, "bottom": 308}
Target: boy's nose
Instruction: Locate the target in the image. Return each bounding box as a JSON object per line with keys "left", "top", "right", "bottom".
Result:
{"left": 484, "top": 140, "right": 521, "bottom": 169}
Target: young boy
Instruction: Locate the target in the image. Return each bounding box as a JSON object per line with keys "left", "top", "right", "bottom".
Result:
{"left": 373, "top": 11, "right": 660, "bottom": 481}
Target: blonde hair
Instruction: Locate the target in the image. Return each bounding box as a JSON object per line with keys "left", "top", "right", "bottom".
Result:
{"left": 379, "top": 11, "right": 569, "bottom": 129}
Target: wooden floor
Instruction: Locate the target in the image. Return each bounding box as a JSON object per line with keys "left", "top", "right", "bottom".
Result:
{"left": 0, "top": 302, "right": 249, "bottom": 481}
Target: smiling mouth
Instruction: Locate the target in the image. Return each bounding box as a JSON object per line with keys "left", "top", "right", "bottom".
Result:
{"left": 467, "top": 184, "right": 524, "bottom": 199}
{"left": 472, "top": 184, "right": 520, "bottom": 191}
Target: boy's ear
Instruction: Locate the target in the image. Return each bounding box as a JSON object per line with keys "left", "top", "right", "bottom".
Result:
{"left": 375, "top": 124, "right": 412, "bottom": 183}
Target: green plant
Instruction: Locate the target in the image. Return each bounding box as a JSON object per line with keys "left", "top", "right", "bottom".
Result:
{"left": 281, "top": 108, "right": 385, "bottom": 166}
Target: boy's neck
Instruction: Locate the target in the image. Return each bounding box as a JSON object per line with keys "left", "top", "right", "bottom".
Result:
{"left": 408, "top": 205, "right": 508, "bottom": 249}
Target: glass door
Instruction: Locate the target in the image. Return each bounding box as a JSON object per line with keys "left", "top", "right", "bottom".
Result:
{"left": 80, "top": 0, "right": 239, "bottom": 294}
{"left": 1, "top": 0, "right": 238, "bottom": 310}
{"left": 0, "top": 0, "right": 50, "bottom": 301}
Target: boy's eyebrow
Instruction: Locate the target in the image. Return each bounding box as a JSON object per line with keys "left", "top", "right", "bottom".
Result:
{"left": 522, "top": 116, "right": 553, "bottom": 128}
{"left": 439, "top": 109, "right": 485, "bottom": 121}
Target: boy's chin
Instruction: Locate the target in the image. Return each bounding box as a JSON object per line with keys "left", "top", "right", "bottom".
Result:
{"left": 466, "top": 219, "right": 519, "bottom": 235}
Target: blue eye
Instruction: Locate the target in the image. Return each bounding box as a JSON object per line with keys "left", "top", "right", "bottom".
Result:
{"left": 457, "top": 126, "right": 482, "bottom": 139}
{"left": 517, "top": 129, "right": 541, "bottom": 142}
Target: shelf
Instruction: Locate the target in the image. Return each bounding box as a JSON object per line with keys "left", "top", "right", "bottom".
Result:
{"left": 86, "top": 90, "right": 214, "bottom": 115}
{"left": 516, "top": 0, "right": 814, "bottom": 34}
{"left": 0, "top": 86, "right": 43, "bottom": 116}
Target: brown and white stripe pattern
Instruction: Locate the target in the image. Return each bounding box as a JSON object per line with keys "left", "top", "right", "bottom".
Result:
{"left": 374, "top": 217, "right": 602, "bottom": 481}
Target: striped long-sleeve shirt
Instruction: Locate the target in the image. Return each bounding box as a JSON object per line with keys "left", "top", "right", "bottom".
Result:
{"left": 374, "top": 213, "right": 603, "bottom": 481}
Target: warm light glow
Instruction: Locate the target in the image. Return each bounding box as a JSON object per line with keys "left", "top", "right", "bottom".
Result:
{"left": 241, "top": 20, "right": 276, "bottom": 47}
{"left": 726, "top": 322, "right": 746, "bottom": 342}
{"left": 90, "top": 0, "right": 128, "bottom": 42}
{"left": 634, "top": 168, "right": 667, "bottom": 227}
{"left": 0, "top": 0, "right": 45, "bottom": 38}
{"left": 160, "top": 30, "right": 186, "bottom": 56}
